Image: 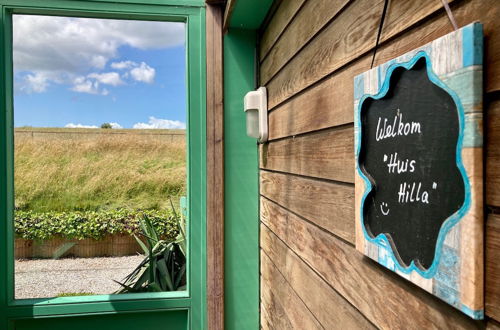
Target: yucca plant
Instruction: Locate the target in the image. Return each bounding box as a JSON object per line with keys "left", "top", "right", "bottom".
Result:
{"left": 114, "top": 202, "right": 186, "bottom": 293}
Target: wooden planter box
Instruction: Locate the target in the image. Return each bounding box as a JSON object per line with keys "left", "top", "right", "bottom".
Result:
{"left": 15, "top": 234, "right": 144, "bottom": 259}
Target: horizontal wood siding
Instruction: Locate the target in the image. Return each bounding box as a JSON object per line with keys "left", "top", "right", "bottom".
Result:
{"left": 259, "top": 0, "right": 500, "bottom": 327}
{"left": 260, "top": 252, "right": 323, "bottom": 329}
{"left": 487, "top": 98, "right": 500, "bottom": 207}
{"left": 373, "top": 0, "right": 500, "bottom": 93}
{"left": 488, "top": 320, "right": 500, "bottom": 330}
{"left": 260, "top": 0, "right": 351, "bottom": 84}
{"left": 260, "top": 171, "right": 354, "bottom": 243}
{"left": 487, "top": 214, "right": 500, "bottom": 320}
{"left": 260, "top": 127, "right": 354, "bottom": 183}
{"left": 260, "top": 227, "right": 375, "bottom": 329}
{"left": 261, "top": 198, "right": 481, "bottom": 329}
{"left": 259, "top": 0, "right": 307, "bottom": 60}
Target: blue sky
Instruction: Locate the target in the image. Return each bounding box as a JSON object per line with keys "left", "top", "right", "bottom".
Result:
{"left": 13, "top": 15, "right": 186, "bottom": 129}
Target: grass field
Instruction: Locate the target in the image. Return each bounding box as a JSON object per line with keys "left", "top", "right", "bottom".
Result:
{"left": 14, "top": 127, "right": 186, "bottom": 212}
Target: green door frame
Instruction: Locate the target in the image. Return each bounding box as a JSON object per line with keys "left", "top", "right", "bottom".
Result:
{"left": 0, "top": 1, "right": 207, "bottom": 329}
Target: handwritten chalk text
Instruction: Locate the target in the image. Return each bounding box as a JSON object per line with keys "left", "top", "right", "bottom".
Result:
{"left": 398, "top": 182, "right": 429, "bottom": 204}
{"left": 376, "top": 112, "right": 421, "bottom": 141}
{"left": 384, "top": 152, "right": 416, "bottom": 174}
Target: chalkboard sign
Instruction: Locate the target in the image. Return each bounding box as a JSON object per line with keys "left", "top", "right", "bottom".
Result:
{"left": 359, "top": 57, "right": 465, "bottom": 270}
{"left": 354, "top": 23, "right": 483, "bottom": 319}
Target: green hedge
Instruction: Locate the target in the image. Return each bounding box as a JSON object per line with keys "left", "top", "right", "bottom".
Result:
{"left": 15, "top": 209, "right": 179, "bottom": 241}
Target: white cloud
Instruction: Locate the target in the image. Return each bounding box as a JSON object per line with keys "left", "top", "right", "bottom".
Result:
{"left": 22, "top": 72, "right": 50, "bottom": 93}
{"left": 71, "top": 73, "right": 121, "bottom": 95}
{"left": 14, "top": 15, "right": 184, "bottom": 72}
{"left": 66, "top": 122, "right": 121, "bottom": 128}
{"left": 71, "top": 76, "right": 100, "bottom": 94}
{"left": 133, "top": 116, "right": 185, "bottom": 129}
{"left": 130, "top": 62, "right": 155, "bottom": 84}
{"left": 88, "top": 72, "right": 123, "bottom": 86}
{"left": 111, "top": 61, "right": 136, "bottom": 70}
{"left": 65, "top": 123, "right": 98, "bottom": 128}
{"left": 13, "top": 15, "right": 184, "bottom": 93}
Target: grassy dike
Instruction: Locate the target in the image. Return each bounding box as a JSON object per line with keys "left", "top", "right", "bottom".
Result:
{"left": 14, "top": 127, "right": 186, "bottom": 212}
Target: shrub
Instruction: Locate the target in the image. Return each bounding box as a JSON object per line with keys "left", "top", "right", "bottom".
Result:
{"left": 14, "top": 209, "right": 179, "bottom": 241}
{"left": 100, "top": 123, "right": 112, "bottom": 129}
{"left": 115, "top": 210, "right": 186, "bottom": 293}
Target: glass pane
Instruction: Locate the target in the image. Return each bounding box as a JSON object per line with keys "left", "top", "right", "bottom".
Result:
{"left": 13, "top": 15, "right": 187, "bottom": 299}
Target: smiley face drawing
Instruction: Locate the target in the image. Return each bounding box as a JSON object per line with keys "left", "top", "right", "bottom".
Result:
{"left": 380, "top": 202, "right": 390, "bottom": 216}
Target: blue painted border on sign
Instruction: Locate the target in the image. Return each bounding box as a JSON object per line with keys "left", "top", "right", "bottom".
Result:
{"left": 462, "top": 23, "right": 483, "bottom": 67}
{"left": 461, "top": 304, "right": 484, "bottom": 320}
{"left": 355, "top": 51, "right": 472, "bottom": 279}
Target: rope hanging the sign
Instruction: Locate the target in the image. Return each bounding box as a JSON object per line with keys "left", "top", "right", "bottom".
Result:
{"left": 440, "top": 0, "right": 458, "bottom": 31}
{"left": 370, "top": 0, "right": 389, "bottom": 68}
{"left": 371, "top": 0, "right": 459, "bottom": 69}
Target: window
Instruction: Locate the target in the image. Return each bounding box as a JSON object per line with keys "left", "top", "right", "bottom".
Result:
{"left": 13, "top": 15, "right": 188, "bottom": 299}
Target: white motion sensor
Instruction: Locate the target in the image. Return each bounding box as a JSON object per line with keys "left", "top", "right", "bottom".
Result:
{"left": 244, "top": 87, "right": 268, "bottom": 143}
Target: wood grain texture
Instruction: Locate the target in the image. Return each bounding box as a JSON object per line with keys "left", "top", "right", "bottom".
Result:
{"left": 259, "top": 0, "right": 307, "bottom": 61}
{"left": 206, "top": 5, "right": 224, "bottom": 330}
{"left": 263, "top": 0, "right": 461, "bottom": 110}
{"left": 262, "top": 0, "right": 456, "bottom": 87}
{"left": 268, "top": 56, "right": 370, "bottom": 140}
{"left": 266, "top": 0, "right": 500, "bottom": 140}
{"left": 257, "top": 0, "right": 499, "bottom": 326}
{"left": 260, "top": 303, "right": 273, "bottom": 330}
{"left": 260, "top": 171, "right": 355, "bottom": 243}
{"left": 260, "top": 252, "right": 323, "bottom": 329}
{"left": 488, "top": 319, "right": 500, "bottom": 330}
{"left": 460, "top": 147, "right": 484, "bottom": 311}
{"left": 260, "top": 126, "right": 354, "bottom": 183}
{"left": 354, "top": 160, "right": 366, "bottom": 254}
{"left": 374, "top": 0, "right": 500, "bottom": 93}
{"left": 486, "top": 214, "right": 500, "bottom": 321}
{"left": 378, "top": 0, "right": 455, "bottom": 44}
{"left": 260, "top": 198, "right": 484, "bottom": 329}
{"left": 487, "top": 98, "right": 500, "bottom": 207}
{"left": 260, "top": 279, "right": 295, "bottom": 330}
{"left": 261, "top": 226, "right": 375, "bottom": 329}
{"left": 260, "top": 0, "right": 351, "bottom": 85}
{"left": 265, "top": 0, "right": 382, "bottom": 109}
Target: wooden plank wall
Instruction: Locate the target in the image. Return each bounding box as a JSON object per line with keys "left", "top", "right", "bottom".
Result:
{"left": 258, "top": 0, "right": 500, "bottom": 328}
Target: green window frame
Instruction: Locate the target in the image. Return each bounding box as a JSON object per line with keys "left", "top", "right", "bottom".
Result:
{"left": 0, "top": 0, "right": 207, "bottom": 328}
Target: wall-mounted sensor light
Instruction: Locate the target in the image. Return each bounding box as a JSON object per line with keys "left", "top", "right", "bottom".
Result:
{"left": 244, "top": 87, "right": 268, "bottom": 143}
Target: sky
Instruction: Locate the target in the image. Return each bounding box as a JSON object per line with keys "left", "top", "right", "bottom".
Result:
{"left": 13, "top": 15, "right": 186, "bottom": 129}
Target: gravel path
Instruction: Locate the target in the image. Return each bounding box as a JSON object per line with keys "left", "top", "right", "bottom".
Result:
{"left": 15, "top": 255, "right": 144, "bottom": 299}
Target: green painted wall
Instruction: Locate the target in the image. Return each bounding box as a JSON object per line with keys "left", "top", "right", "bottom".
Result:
{"left": 226, "top": 0, "right": 273, "bottom": 29}
{"left": 224, "top": 29, "right": 259, "bottom": 330}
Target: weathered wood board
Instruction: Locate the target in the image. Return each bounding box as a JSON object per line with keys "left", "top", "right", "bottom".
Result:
{"left": 354, "top": 22, "right": 484, "bottom": 319}
{"left": 261, "top": 198, "right": 481, "bottom": 329}
{"left": 486, "top": 214, "right": 500, "bottom": 320}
